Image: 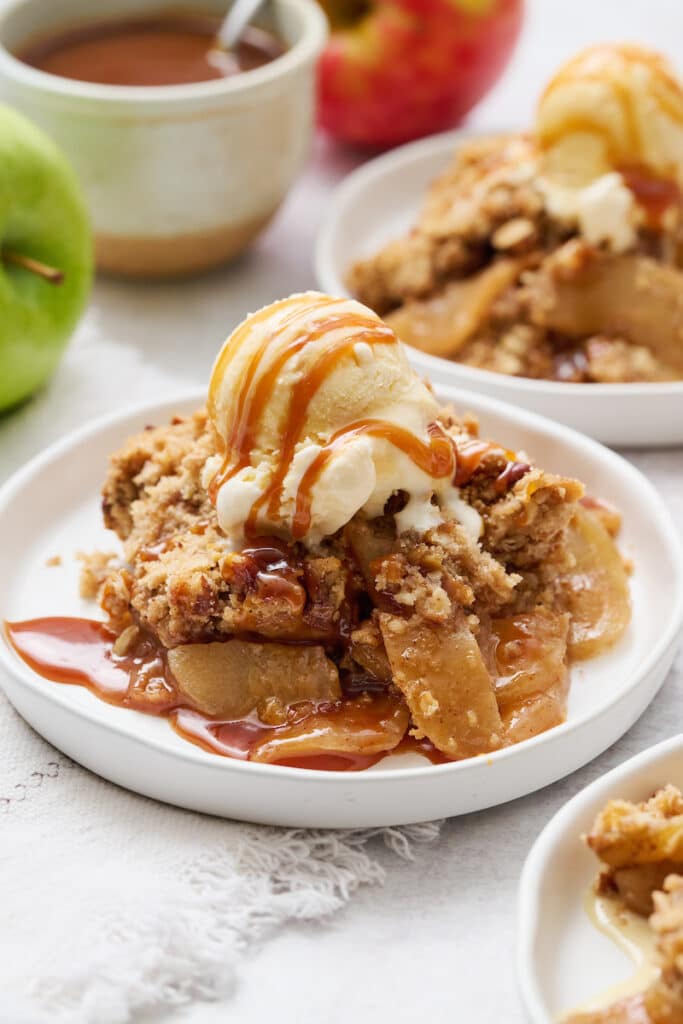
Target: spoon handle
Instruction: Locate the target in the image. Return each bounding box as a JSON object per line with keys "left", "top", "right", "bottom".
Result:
{"left": 217, "top": 0, "right": 268, "bottom": 49}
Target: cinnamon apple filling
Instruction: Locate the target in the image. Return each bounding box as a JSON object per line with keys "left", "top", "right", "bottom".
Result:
{"left": 6, "top": 295, "right": 632, "bottom": 770}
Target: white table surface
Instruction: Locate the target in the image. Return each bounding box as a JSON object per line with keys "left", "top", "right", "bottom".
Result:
{"left": 2, "top": 1, "right": 683, "bottom": 1021}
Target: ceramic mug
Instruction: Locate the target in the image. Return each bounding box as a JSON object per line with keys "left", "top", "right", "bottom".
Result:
{"left": 0, "top": 0, "right": 327, "bottom": 277}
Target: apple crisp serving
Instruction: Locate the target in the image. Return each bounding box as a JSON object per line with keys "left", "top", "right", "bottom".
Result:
{"left": 567, "top": 787, "right": 683, "bottom": 1024}
{"left": 349, "top": 46, "right": 683, "bottom": 384}
{"left": 7, "top": 293, "right": 631, "bottom": 769}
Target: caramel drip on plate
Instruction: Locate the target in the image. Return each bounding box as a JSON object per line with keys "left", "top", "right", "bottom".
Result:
{"left": 293, "top": 420, "right": 455, "bottom": 539}
{"left": 4, "top": 618, "right": 406, "bottom": 772}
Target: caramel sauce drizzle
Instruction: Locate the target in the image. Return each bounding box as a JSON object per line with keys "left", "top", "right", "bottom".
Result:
{"left": 540, "top": 46, "right": 683, "bottom": 122}
{"left": 452, "top": 438, "right": 496, "bottom": 486}
{"left": 493, "top": 459, "right": 532, "bottom": 494}
{"left": 452, "top": 437, "right": 528, "bottom": 494}
{"left": 240, "top": 541, "right": 305, "bottom": 609}
{"left": 208, "top": 297, "right": 338, "bottom": 505}
{"left": 209, "top": 311, "right": 396, "bottom": 511}
{"left": 246, "top": 320, "right": 396, "bottom": 532}
{"left": 208, "top": 294, "right": 333, "bottom": 421}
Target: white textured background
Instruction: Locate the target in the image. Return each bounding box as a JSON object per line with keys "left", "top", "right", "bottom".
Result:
{"left": 1, "top": 1, "right": 682, "bottom": 1022}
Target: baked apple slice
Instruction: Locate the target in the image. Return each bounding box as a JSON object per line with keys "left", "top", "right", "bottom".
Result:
{"left": 561, "top": 505, "right": 631, "bottom": 660}
{"left": 344, "top": 517, "right": 396, "bottom": 598}
{"left": 527, "top": 250, "right": 683, "bottom": 374}
{"left": 489, "top": 609, "right": 569, "bottom": 709}
{"left": 249, "top": 695, "right": 409, "bottom": 764}
{"left": 379, "top": 610, "right": 502, "bottom": 759}
{"left": 385, "top": 258, "right": 524, "bottom": 359}
{"left": 168, "top": 640, "right": 340, "bottom": 718}
{"left": 349, "top": 619, "right": 393, "bottom": 683}
{"left": 500, "top": 694, "right": 567, "bottom": 746}
{"left": 485, "top": 609, "right": 570, "bottom": 744}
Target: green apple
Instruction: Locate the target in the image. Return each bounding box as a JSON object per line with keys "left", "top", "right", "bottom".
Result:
{"left": 0, "top": 103, "right": 93, "bottom": 411}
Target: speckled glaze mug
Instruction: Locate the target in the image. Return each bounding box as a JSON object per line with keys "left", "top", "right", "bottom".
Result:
{"left": 0, "top": 0, "right": 327, "bottom": 277}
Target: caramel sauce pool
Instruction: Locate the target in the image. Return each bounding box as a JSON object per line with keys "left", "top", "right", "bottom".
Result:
{"left": 5, "top": 617, "right": 446, "bottom": 772}
{"left": 16, "top": 15, "right": 285, "bottom": 87}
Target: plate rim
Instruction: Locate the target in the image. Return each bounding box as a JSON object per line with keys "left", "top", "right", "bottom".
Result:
{"left": 516, "top": 732, "right": 683, "bottom": 1024}
{"left": 1, "top": 386, "right": 682, "bottom": 786}
{"left": 314, "top": 129, "right": 683, "bottom": 401}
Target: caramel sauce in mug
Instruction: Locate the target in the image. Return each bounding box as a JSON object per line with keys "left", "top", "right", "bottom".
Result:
{"left": 16, "top": 14, "right": 285, "bottom": 87}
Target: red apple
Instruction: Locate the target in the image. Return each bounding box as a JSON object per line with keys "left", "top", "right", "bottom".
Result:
{"left": 317, "top": 0, "right": 523, "bottom": 147}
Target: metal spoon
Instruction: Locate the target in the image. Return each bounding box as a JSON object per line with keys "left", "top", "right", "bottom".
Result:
{"left": 217, "top": 0, "right": 269, "bottom": 49}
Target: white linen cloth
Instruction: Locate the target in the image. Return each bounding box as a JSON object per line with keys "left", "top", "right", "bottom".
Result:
{"left": 0, "top": 697, "right": 438, "bottom": 1023}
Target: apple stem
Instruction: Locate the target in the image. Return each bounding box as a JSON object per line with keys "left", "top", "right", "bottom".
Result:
{"left": 3, "top": 248, "right": 64, "bottom": 285}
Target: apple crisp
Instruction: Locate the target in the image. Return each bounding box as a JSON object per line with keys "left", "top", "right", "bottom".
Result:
{"left": 567, "top": 787, "right": 683, "bottom": 1024}
{"left": 6, "top": 293, "right": 632, "bottom": 770}
{"left": 348, "top": 46, "right": 683, "bottom": 384}
{"left": 42, "top": 399, "right": 626, "bottom": 768}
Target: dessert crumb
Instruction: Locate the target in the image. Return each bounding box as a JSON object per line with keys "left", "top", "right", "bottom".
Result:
{"left": 45, "top": 555, "right": 62, "bottom": 568}
{"left": 77, "top": 550, "right": 119, "bottom": 600}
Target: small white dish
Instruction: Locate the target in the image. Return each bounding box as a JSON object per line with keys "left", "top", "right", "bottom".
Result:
{"left": 315, "top": 131, "right": 683, "bottom": 448}
{"left": 0, "top": 0, "right": 327, "bottom": 277}
{"left": 0, "top": 387, "right": 681, "bottom": 828}
{"left": 518, "top": 734, "right": 683, "bottom": 1023}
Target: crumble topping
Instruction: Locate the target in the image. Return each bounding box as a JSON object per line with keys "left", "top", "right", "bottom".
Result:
{"left": 77, "top": 550, "right": 119, "bottom": 600}
{"left": 587, "top": 784, "right": 683, "bottom": 924}
{"left": 95, "top": 409, "right": 581, "bottom": 648}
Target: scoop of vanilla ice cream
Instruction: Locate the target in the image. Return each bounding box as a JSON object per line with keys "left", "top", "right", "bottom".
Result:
{"left": 537, "top": 45, "right": 683, "bottom": 187}
{"left": 535, "top": 45, "right": 683, "bottom": 252}
{"left": 204, "top": 292, "right": 480, "bottom": 547}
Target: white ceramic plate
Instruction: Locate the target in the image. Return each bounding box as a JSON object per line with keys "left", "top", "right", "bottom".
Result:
{"left": 315, "top": 131, "right": 683, "bottom": 448}
{"left": 518, "top": 734, "right": 683, "bottom": 1023}
{"left": 0, "top": 388, "right": 681, "bottom": 828}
